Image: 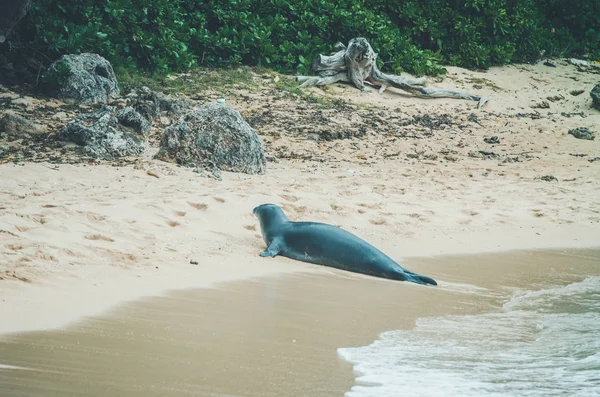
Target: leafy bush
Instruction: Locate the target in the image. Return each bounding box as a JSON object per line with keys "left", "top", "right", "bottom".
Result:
{"left": 39, "top": 58, "right": 71, "bottom": 93}
{"left": 0, "top": 0, "right": 598, "bottom": 85}
{"left": 539, "top": 0, "right": 600, "bottom": 58}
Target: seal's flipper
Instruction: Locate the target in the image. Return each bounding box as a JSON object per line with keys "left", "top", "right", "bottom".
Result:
{"left": 259, "top": 239, "right": 283, "bottom": 257}
{"left": 259, "top": 248, "right": 279, "bottom": 257}
{"left": 398, "top": 268, "right": 437, "bottom": 286}
{"left": 404, "top": 271, "right": 437, "bottom": 286}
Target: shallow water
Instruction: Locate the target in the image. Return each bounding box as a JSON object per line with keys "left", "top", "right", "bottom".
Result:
{"left": 0, "top": 272, "right": 463, "bottom": 397}
{"left": 0, "top": 249, "right": 598, "bottom": 397}
{"left": 338, "top": 276, "right": 600, "bottom": 397}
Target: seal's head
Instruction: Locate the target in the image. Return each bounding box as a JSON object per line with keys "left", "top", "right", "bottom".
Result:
{"left": 253, "top": 204, "right": 288, "bottom": 233}
{"left": 253, "top": 203, "right": 287, "bottom": 219}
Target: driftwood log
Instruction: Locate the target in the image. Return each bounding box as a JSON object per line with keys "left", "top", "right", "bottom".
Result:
{"left": 0, "top": 0, "right": 32, "bottom": 43}
{"left": 297, "top": 38, "right": 489, "bottom": 108}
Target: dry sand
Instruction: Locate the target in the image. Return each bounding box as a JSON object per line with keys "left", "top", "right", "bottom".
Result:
{"left": 0, "top": 59, "right": 599, "bottom": 337}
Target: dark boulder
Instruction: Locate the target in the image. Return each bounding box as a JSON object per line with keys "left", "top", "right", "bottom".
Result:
{"left": 125, "top": 86, "right": 194, "bottom": 121}
{"left": 116, "top": 107, "right": 150, "bottom": 135}
{"left": 568, "top": 127, "right": 595, "bottom": 141}
{"left": 44, "top": 53, "right": 120, "bottom": 104}
{"left": 155, "top": 103, "right": 266, "bottom": 175}
{"left": 0, "top": 111, "right": 46, "bottom": 139}
{"left": 60, "top": 106, "right": 145, "bottom": 158}
{"left": 591, "top": 82, "right": 600, "bottom": 111}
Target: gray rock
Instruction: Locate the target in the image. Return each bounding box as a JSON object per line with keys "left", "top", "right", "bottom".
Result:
{"left": 0, "top": 111, "right": 46, "bottom": 138}
{"left": 125, "top": 86, "right": 193, "bottom": 120}
{"left": 45, "top": 53, "right": 120, "bottom": 104}
{"left": 155, "top": 103, "right": 266, "bottom": 175}
{"left": 536, "top": 175, "right": 558, "bottom": 182}
{"left": 531, "top": 100, "right": 550, "bottom": 109}
{"left": 0, "top": 112, "right": 31, "bottom": 136}
{"left": 591, "top": 83, "right": 600, "bottom": 111}
{"left": 156, "top": 93, "right": 193, "bottom": 116}
{"left": 192, "top": 166, "right": 222, "bottom": 181}
{"left": 0, "top": 144, "right": 9, "bottom": 158}
{"left": 125, "top": 86, "right": 158, "bottom": 121}
{"left": 60, "top": 106, "right": 145, "bottom": 158}
{"left": 568, "top": 127, "right": 596, "bottom": 140}
{"left": 468, "top": 150, "right": 500, "bottom": 159}
{"left": 116, "top": 107, "right": 150, "bottom": 135}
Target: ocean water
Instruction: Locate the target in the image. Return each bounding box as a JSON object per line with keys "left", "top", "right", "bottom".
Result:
{"left": 338, "top": 276, "right": 600, "bottom": 397}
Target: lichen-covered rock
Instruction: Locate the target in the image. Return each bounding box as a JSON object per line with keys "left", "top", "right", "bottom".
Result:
{"left": 156, "top": 93, "right": 193, "bottom": 116}
{"left": 125, "top": 86, "right": 193, "bottom": 120}
{"left": 125, "top": 86, "right": 158, "bottom": 121}
{"left": 116, "top": 107, "right": 150, "bottom": 135}
{"left": 155, "top": 103, "right": 266, "bottom": 175}
{"left": 60, "top": 106, "right": 145, "bottom": 158}
{"left": 45, "top": 53, "right": 120, "bottom": 104}
{"left": 591, "top": 82, "right": 600, "bottom": 110}
{"left": 568, "top": 127, "right": 596, "bottom": 140}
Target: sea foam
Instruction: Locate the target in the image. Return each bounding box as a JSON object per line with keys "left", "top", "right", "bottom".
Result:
{"left": 338, "top": 277, "right": 600, "bottom": 397}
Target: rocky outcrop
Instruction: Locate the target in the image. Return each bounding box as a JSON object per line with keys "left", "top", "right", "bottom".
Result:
{"left": 591, "top": 82, "right": 600, "bottom": 111}
{"left": 155, "top": 103, "right": 266, "bottom": 176}
{"left": 60, "top": 106, "right": 145, "bottom": 158}
{"left": 44, "top": 53, "right": 120, "bottom": 104}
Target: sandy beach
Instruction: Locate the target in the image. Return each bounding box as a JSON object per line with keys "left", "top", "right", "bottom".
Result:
{"left": 0, "top": 59, "right": 599, "bottom": 395}
{"left": 1, "top": 154, "right": 598, "bottom": 335}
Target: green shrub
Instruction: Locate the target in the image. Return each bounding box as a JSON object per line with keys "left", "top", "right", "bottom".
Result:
{"left": 539, "top": 0, "right": 600, "bottom": 58}
{"left": 0, "top": 0, "right": 598, "bottom": 85}
{"left": 39, "top": 58, "right": 71, "bottom": 93}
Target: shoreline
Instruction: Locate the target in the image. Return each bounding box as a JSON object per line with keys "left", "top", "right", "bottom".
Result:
{"left": 1, "top": 161, "right": 599, "bottom": 337}
{"left": 1, "top": 238, "right": 599, "bottom": 337}
{"left": 2, "top": 248, "right": 598, "bottom": 397}
{"left": 0, "top": 254, "right": 315, "bottom": 337}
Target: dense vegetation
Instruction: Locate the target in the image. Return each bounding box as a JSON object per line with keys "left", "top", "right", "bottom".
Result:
{"left": 1, "top": 0, "right": 598, "bottom": 83}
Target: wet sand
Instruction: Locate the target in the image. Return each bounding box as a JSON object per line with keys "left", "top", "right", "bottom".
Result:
{"left": 1, "top": 248, "right": 598, "bottom": 397}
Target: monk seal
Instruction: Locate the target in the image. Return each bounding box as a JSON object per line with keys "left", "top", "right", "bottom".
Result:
{"left": 253, "top": 204, "right": 437, "bottom": 286}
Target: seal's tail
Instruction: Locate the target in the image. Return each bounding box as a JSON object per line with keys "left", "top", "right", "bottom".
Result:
{"left": 404, "top": 270, "right": 438, "bottom": 286}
